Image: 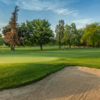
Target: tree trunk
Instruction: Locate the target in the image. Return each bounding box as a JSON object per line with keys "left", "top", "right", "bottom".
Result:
{"left": 68, "top": 43, "right": 71, "bottom": 49}
{"left": 59, "top": 41, "right": 61, "bottom": 49}
{"left": 11, "top": 45, "right": 15, "bottom": 51}
{"left": 64, "top": 45, "right": 65, "bottom": 49}
{"left": 93, "top": 40, "right": 95, "bottom": 48}
{"left": 59, "top": 46, "right": 61, "bottom": 49}
{"left": 40, "top": 44, "right": 43, "bottom": 51}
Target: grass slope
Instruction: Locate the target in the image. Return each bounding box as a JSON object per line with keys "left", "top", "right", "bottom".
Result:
{"left": 0, "top": 46, "right": 100, "bottom": 90}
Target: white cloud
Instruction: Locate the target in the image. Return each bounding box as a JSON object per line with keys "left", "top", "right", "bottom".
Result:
{"left": 53, "top": 8, "right": 78, "bottom": 16}
{"left": 1, "top": 0, "right": 78, "bottom": 16}
{"left": 0, "top": 22, "right": 8, "bottom": 34}
{"left": 73, "top": 19, "right": 93, "bottom": 24}
{"left": 16, "top": 0, "right": 78, "bottom": 16}
{"left": 73, "top": 18, "right": 94, "bottom": 29}
{"left": 2, "top": 0, "right": 16, "bottom": 4}
{"left": 0, "top": 22, "right": 8, "bottom": 27}
{"left": 16, "top": 0, "right": 50, "bottom": 11}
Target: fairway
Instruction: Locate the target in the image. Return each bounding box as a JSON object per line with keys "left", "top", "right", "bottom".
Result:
{"left": 0, "top": 46, "right": 100, "bottom": 90}
{"left": 0, "top": 57, "right": 56, "bottom": 63}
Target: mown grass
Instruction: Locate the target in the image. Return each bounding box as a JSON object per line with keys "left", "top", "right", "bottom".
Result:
{"left": 0, "top": 46, "right": 100, "bottom": 90}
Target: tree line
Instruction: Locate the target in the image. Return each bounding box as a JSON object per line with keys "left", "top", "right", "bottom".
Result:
{"left": 1, "top": 6, "right": 100, "bottom": 50}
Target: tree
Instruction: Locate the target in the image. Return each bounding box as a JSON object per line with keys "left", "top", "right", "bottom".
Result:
{"left": 63, "top": 24, "right": 71, "bottom": 48}
{"left": 70, "top": 23, "right": 78, "bottom": 46}
{"left": 55, "top": 20, "right": 65, "bottom": 49}
{"left": 30, "top": 19, "right": 54, "bottom": 50}
{"left": 17, "top": 22, "right": 33, "bottom": 46}
{"left": 63, "top": 23, "right": 78, "bottom": 48}
{"left": 4, "top": 6, "right": 19, "bottom": 50}
{"left": 81, "top": 23, "right": 100, "bottom": 48}
{"left": 77, "top": 28, "right": 84, "bottom": 46}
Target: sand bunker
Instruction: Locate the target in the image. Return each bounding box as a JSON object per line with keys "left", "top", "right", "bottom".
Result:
{"left": 0, "top": 66, "right": 100, "bottom": 100}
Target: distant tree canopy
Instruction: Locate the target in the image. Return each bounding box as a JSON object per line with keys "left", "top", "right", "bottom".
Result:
{"left": 4, "top": 6, "right": 19, "bottom": 50}
{"left": 17, "top": 19, "right": 54, "bottom": 50}
{"left": 2, "top": 19, "right": 54, "bottom": 50}
{"left": 55, "top": 21, "right": 80, "bottom": 49}
{"left": 81, "top": 23, "right": 100, "bottom": 47}
{"left": 2, "top": 8, "right": 100, "bottom": 50}
{"left": 63, "top": 23, "right": 78, "bottom": 48}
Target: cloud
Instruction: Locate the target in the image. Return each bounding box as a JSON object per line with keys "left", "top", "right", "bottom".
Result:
{"left": 0, "top": 22, "right": 8, "bottom": 34}
{"left": 1, "top": 0, "right": 78, "bottom": 16}
{"left": 73, "top": 18, "right": 94, "bottom": 29}
{"left": 2, "top": 0, "right": 16, "bottom": 4}
{"left": 53, "top": 8, "right": 78, "bottom": 16}
{"left": 16, "top": 0, "right": 50, "bottom": 11}
{"left": 16, "top": 0, "right": 78, "bottom": 16}
{"left": 0, "top": 22, "right": 8, "bottom": 27}
{"left": 73, "top": 19, "right": 93, "bottom": 24}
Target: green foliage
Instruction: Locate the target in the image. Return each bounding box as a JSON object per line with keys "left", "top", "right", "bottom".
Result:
{"left": 81, "top": 23, "right": 100, "bottom": 47}
{"left": 17, "top": 19, "right": 54, "bottom": 49}
{"left": 77, "top": 28, "right": 84, "bottom": 46}
{"left": 0, "top": 38, "right": 4, "bottom": 45}
{"left": 17, "top": 23, "right": 32, "bottom": 46}
{"left": 30, "top": 19, "right": 54, "bottom": 50}
{"left": 55, "top": 19, "right": 65, "bottom": 49}
{"left": 63, "top": 23, "right": 78, "bottom": 48}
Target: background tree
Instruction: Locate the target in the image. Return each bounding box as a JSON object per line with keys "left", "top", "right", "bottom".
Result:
{"left": 4, "top": 6, "right": 19, "bottom": 50}
{"left": 63, "top": 23, "right": 78, "bottom": 48}
{"left": 0, "top": 34, "right": 2, "bottom": 38}
{"left": 30, "top": 19, "right": 54, "bottom": 50}
{"left": 55, "top": 20, "right": 65, "bottom": 49}
{"left": 62, "top": 24, "right": 71, "bottom": 48}
{"left": 77, "top": 28, "right": 84, "bottom": 46}
{"left": 17, "top": 22, "right": 33, "bottom": 46}
{"left": 70, "top": 23, "right": 78, "bottom": 46}
{"left": 81, "top": 23, "right": 100, "bottom": 48}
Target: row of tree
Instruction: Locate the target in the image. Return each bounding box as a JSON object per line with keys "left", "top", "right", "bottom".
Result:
{"left": 1, "top": 6, "right": 100, "bottom": 50}
{"left": 56, "top": 20, "right": 100, "bottom": 49}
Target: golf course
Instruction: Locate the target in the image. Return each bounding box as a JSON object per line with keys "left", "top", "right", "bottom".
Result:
{"left": 0, "top": 46, "right": 100, "bottom": 90}
{"left": 1, "top": 1, "right": 100, "bottom": 99}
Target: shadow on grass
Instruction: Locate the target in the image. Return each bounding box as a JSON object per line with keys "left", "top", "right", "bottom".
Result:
{"left": 0, "top": 62, "right": 66, "bottom": 90}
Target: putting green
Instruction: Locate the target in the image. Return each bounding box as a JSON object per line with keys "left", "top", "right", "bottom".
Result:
{"left": 0, "top": 57, "right": 57, "bottom": 63}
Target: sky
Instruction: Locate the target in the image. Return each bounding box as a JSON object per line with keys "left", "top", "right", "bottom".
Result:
{"left": 0, "top": 0, "right": 100, "bottom": 34}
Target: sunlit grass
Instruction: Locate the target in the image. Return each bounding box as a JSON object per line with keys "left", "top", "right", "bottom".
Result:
{"left": 0, "top": 46, "right": 100, "bottom": 90}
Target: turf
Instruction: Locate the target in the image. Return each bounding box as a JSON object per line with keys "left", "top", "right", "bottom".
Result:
{"left": 0, "top": 46, "right": 100, "bottom": 90}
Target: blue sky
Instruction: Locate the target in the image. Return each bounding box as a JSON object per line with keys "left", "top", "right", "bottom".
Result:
{"left": 0, "top": 0, "right": 100, "bottom": 33}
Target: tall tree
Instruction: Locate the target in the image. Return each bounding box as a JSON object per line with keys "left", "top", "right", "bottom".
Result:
{"left": 55, "top": 20, "right": 65, "bottom": 49}
{"left": 30, "top": 19, "right": 54, "bottom": 50}
{"left": 70, "top": 23, "right": 78, "bottom": 46}
{"left": 63, "top": 24, "right": 71, "bottom": 48}
{"left": 4, "top": 6, "right": 19, "bottom": 50}
{"left": 63, "top": 23, "right": 78, "bottom": 48}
